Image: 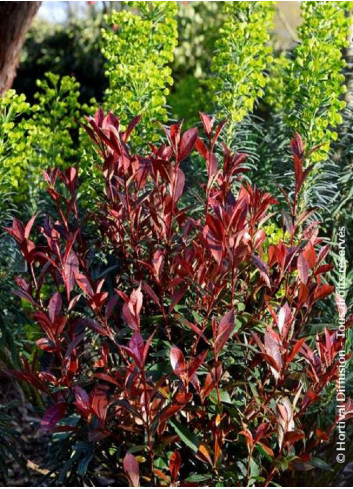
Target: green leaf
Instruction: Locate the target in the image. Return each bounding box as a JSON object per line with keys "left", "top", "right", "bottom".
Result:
{"left": 169, "top": 419, "right": 199, "bottom": 452}
{"left": 310, "top": 457, "right": 333, "bottom": 472}
{"left": 77, "top": 452, "right": 94, "bottom": 477}
{"left": 185, "top": 473, "right": 212, "bottom": 482}
{"left": 255, "top": 443, "right": 273, "bottom": 462}
{"left": 209, "top": 389, "right": 232, "bottom": 405}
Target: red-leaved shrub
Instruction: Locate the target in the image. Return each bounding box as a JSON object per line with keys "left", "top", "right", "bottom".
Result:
{"left": 5, "top": 111, "right": 348, "bottom": 486}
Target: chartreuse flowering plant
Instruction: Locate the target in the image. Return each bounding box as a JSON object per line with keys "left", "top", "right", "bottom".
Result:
{"left": 102, "top": 1, "right": 178, "bottom": 148}
{"left": 210, "top": 1, "right": 274, "bottom": 143}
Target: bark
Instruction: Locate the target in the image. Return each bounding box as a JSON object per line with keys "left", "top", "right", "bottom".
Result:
{"left": 0, "top": 1, "right": 41, "bottom": 94}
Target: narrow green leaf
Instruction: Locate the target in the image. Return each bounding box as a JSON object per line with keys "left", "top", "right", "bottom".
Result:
{"left": 169, "top": 419, "right": 199, "bottom": 452}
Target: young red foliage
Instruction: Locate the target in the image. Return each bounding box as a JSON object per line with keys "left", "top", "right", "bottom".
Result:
{"left": 5, "top": 111, "right": 347, "bottom": 486}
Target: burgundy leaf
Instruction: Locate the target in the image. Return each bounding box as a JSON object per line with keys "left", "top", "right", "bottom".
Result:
{"left": 195, "top": 137, "right": 208, "bottom": 158}
{"left": 75, "top": 273, "right": 93, "bottom": 297}
{"left": 48, "top": 292, "right": 62, "bottom": 323}
{"left": 264, "top": 329, "right": 282, "bottom": 381}
{"left": 24, "top": 214, "right": 37, "bottom": 239}
{"left": 174, "top": 168, "right": 185, "bottom": 202}
{"left": 141, "top": 281, "right": 161, "bottom": 307}
{"left": 179, "top": 127, "right": 198, "bottom": 162}
{"left": 4, "top": 218, "right": 25, "bottom": 242}
{"left": 318, "top": 244, "right": 330, "bottom": 264}
{"left": 128, "top": 285, "right": 143, "bottom": 319}
{"left": 84, "top": 318, "right": 111, "bottom": 337}
{"left": 91, "top": 385, "right": 109, "bottom": 422}
{"left": 291, "top": 132, "right": 304, "bottom": 158}
{"left": 314, "top": 284, "right": 334, "bottom": 302}
{"left": 214, "top": 309, "right": 235, "bottom": 357}
{"left": 122, "top": 115, "right": 142, "bottom": 142}
{"left": 278, "top": 302, "right": 292, "bottom": 338}
{"left": 170, "top": 346, "right": 187, "bottom": 378}
{"left": 128, "top": 332, "right": 145, "bottom": 368}
{"left": 41, "top": 403, "right": 67, "bottom": 433}
{"left": 170, "top": 451, "right": 182, "bottom": 483}
{"left": 199, "top": 112, "right": 214, "bottom": 137}
{"left": 315, "top": 264, "right": 334, "bottom": 276}
{"left": 252, "top": 254, "right": 271, "bottom": 288}
{"left": 123, "top": 453, "right": 140, "bottom": 487}
{"left": 74, "top": 386, "right": 90, "bottom": 416}
{"left": 297, "top": 253, "right": 309, "bottom": 284}
{"left": 168, "top": 286, "right": 188, "bottom": 314}
{"left": 64, "top": 250, "right": 79, "bottom": 299}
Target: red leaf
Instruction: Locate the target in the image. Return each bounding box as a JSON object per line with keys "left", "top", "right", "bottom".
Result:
{"left": 152, "top": 249, "right": 164, "bottom": 278}
{"left": 74, "top": 386, "right": 90, "bottom": 416}
{"left": 123, "top": 453, "right": 140, "bottom": 487}
{"left": 129, "top": 285, "right": 143, "bottom": 319}
{"left": 335, "top": 293, "right": 347, "bottom": 317}
{"left": 174, "top": 168, "right": 185, "bottom": 202}
{"left": 277, "top": 397, "right": 295, "bottom": 449}
{"left": 5, "top": 219, "right": 25, "bottom": 244}
{"left": 75, "top": 273, "right": 93, "bottom": 296}
{"left": 64, "top": 250, "right": 79, "bottom": 299}
{"left": 84, "top": 318, "right": 111, "bottom": 337}
{"left": 286, "top": 338, "right": 306, "bottom": 364}
{"left": 176, "top": 316, "right": 210, "bottom": 344}
{"left": 314, "top": 284, "right": 334, "bottom": 302}
{"left": 278, "top": 302, "right": 292, "bottom": 338}
{"left": 105, "top": 293, "right": 119, "bottom": 319}
{"left": 252, "top": 254, "right": 271, "bottom": 288}
{"left": 303, "top": 242, "right": 316, "bottom": 268}
{"left": 41, "top": 403, "right": 67, "bottom": 433}
{"left": 170, "top": 346, "right": 187, "bottom": 378}
{"left": 195, "top": 137, "right": 208, "bottom": 158}
{"left": 123, "top": 115, "right": 142, "bottom": 142}
{"left": 122, "top": 285, "right": 143, "bottom": 330}
{"left": 14, "top": 289, "right": 37, "bottom": 307}
{"left": 170, "top": 120, "right": 183, "bottom": 145}
{"left": 256, "top": 352, "right": 280, "bottom": 373}
{"left": 36, "top": 338, "right": 54, "bottom": 352}
{"left": 257, "top": 441, "right": 274, "bottom": 458}
{"left": 254, "top": 229, "right": 266, "bottom": 250}
{"left": 201, "top": 363, "right": 222, "bottom": 401}
{"left": 213, "top": 120, "right": 227, "bottom": 144}
{"left": 199, "top": 112, "right": 214, "bottom": 137}
{"left": 188, "top": 350, "right": 208, "bottom": 379}
{"left": 170, "top": 451, "right": 182, "bottom": 483}
{"left": 315, "top": 264, "right": 334, "bottom": 276}
{"left": 298, "top": 283, "right": 309, "bottom": 305}
{"left": 291, "top": 132, "right": 304, "bottom": 158}
{"left": 318, "top": 244, "right": 330, "bottom": 264}
{"left": 293, "top": 155, "right": 303, "bottom": 189}
{"left": 24, "top": 214, "right": 37, "bottom": 239}
{"left": 48, "top": 292, "right": 62, "bottom": 323}
{"left": 179, "top": 127, "right": 198, "bottom": 162}
{"left": 94, "top": 373, "right": 121, "bottom": 386}
{"left": 204, "top": 224, "right": 223, "bottom": 264}
{"left": 122, "top": 302, "right": 138, "bottom": 331}
{"left": 197, "top": 443, "right": 213, "bottom": 466}
{"left": 168, "top": 286, "right": 188, "bottom": 314}
{"left": 297, "top": 253, "right": 309, "bottom": 284}
{"left": 141, "top": 281, "right": 161, "bottom": 307}
{"left": 129, "top": 332, "right": 145, "bottom": 368}
{"left": 159, "top": 392, "right": 192, "bottom": 423}
{"left": 91, "top": 385, "right": 109, "bottom": 422}
{"left": 214, "top": 309, "right": 235, "bottom": 356}
{"left": 264, "top": 330, "right": 282, "bottom": 380}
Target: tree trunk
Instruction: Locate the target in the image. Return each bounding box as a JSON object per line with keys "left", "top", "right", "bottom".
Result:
{"left": 0, "top": 1, "right": 41, "bottom": 94}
